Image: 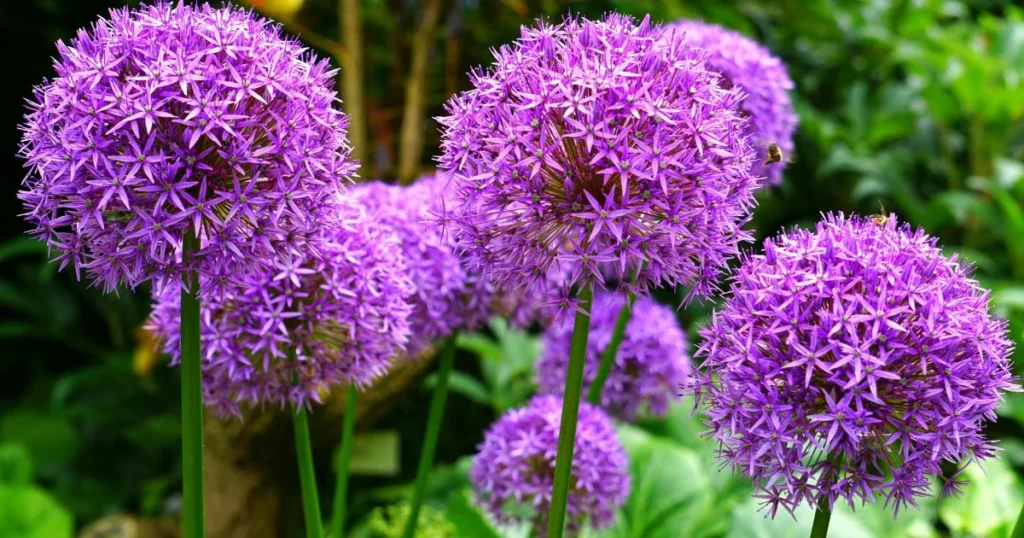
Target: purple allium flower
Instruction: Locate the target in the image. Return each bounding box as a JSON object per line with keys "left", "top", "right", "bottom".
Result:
{"left": 536, "top": 292, "right": 690, "bottom": 421}
{"left": 471, "top": 395, "right": 630, "bottom": 536}
{"left": 692, "top": 213, "right": 1018, "bottom": 516}
{"left": 437, "top": 14, "right": 758, "bottom": 303}
{"left": 18, "top": 2, "right": 354, "bottom": 293}
{"left": 665, "top": 21, "right": 797, "bottom": 186}
{"left": 147, "top": 198, "right": 413, "bottom": 417}
{"left": 351, "top": 174, "right": 491, "bottom": 351}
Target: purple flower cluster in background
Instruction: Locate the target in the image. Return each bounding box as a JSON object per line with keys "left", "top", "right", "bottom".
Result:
{"left": 148, "top": 198, "right": 414, "bottom": 416}
{"left": 471, "top": 395, "right": 630, "bottom": 536}
{"left": 352, "top": 174, "right": 494, "bottom": 352}
{"left": 666, "top": 21, "right": 797, "bottom": 186}
{"left": 536, "top": 291, "right": 690, "bottom": 421}
{"left": 438, "top": 14, "right": 758, "bottom": 303}
{"left": 692, "top": 213, "right": 1018, "bottom": 516}
{"left": 18, "top": 2, "right": 354, "bottom": 293}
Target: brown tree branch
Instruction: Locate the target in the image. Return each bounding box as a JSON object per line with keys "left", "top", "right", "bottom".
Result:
{"left": 397, "top": 0, "right": 445, "bottom": 184}
{"left": 339, "top": 0, "right": 368, "bottom": 176}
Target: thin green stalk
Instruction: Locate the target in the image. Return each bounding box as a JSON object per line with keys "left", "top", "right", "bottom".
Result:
{"left": 546, "top": 285, "right": 594, "bottom": 538}
{"left": 331, "top": 385, "right": 359, "bottom": 538}
{"left": 809, "top": 495, "right": 832, "bottom": 538}
{"left": 1011, "top": 503, "right": 1024, "bottom": 538}
{"left": 402, "top": 334, "right": 458, "bottom": 538}
{"left": 586, "top": 290, "right": 636, "bottom": 405}
{"left": 294, "top": 406, "right": 324, "bottom": 538}
{"left": 180, "top": 230, "right": 205, "bottom": 538}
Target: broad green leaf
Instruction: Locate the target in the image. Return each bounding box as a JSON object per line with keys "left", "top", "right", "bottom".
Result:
{"left": 0, "top": 237, "right": 47, "bottom": 263}
{"left": 0, "top": 444, "right": 33, "bottom": 486}
{"left": 0, "top": 412, "right": 79, "bottom": 468}
{"left": 349, "top": 431, "right": 400, "bottom": 476}
{"left": 456, "top": 333, "right": 503, "bottom": 363}
{"left": 0, "top": 484, "right": 73, "bottom": 538}
{"left": 596, "top": 425, "right": 715, "bottom": 538}
{"left": 444, "top": 489, "right": 502, "bottom": 538}
{"left": 938, "top": 457, "right": 1023, "bottom": 538}
{"left": 726, "top": 499, "right": 926, "bottom": 538}
{"left": 424, "top": 370, "right": 491, "bottom": 407}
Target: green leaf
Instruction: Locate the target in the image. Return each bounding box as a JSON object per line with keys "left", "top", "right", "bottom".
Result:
{"left": 989, "top": 182, "right": 1024, "bottom": 280}
{"left": 656, "top": 398, "right": 706, "bottom": 452}
{"left": 0, "top": 444, "right": 34, "bottom": 485}
{"left": 938, "top": 456, "right": 1023, "bottom": 538}
{"left": 455, "top": 333, "right": 503, "bottom": 362}
{"left": 459, "top": 319, "right": 541, "bottom": 412}
{"left": 725, "top": 499, "right": 914, "bottom": 538}
{"left": 0, "top": 237, "right": 47, "bottom": 263}
{"left": 348, "top": 430, "right": 401, "bottom": 476}
{"left": 424, "top": 371, "right": 491, "bottom": 407}
{"left": 0, "top": 484, "right": 74, "bottom": 538}
{"left": 444, "top": 489, "right": 502, "bottom": 538}
{"left": 597, "top": 425, "right": 717, "bottom": 538}
{"left": 0, "top": 412, "right": 79, "bottom": 468}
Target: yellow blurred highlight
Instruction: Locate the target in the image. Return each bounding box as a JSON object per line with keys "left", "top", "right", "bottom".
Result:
{"left": 241, "top": 0, "right": 305, "bottom": 21}
{"left": 132, "top": 326, "right": 162, "bottom": 379}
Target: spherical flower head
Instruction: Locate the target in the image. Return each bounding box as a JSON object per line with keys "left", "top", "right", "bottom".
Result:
{"left": 692, "top": 213, "right": 1018, "bottom": 516}
{"left": 18, "top": 2, "right": 355, "bottom": 293}
{"left": 352, "top": 174, "right": 494, "bottom": 351}
{"left": 438, "top": 14, "right": 758, "bottom": 304}
{"left": 536, "top": 292, "right": 690, "bottom": 421}
{"left": 665, "top": 21, "right": 797, "bottom": 186}
{"left": 147, "top": 199, "right": 414, "bottom": 417}
{"left": 471, "top": 395, "right": 630, "bottom": 536}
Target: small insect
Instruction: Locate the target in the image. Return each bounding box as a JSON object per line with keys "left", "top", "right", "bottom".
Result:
{"left": 870, "top": 201, "right": 890, "bottom": 226}
{"left": 764, "top": 143, "right": 784, "bottom": 166}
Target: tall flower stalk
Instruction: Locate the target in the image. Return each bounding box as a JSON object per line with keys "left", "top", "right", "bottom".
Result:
{"left": 331, "top": 386, "right": 359, "bottom": 538}
{"left": 402, "top": 335, "right": 458, "bottom": 538}
{"left": 180, "top": 232, "right": 204, "bottom": 538}
{"left": 294, "top": 405, "right": 324, "bottom": 538}
{"left": 472, "top": 393, "right": 630, "bottom": 536}
{"left": 538, "top": 290, "right": 689, "bottom": 422}
{"left": 586, "top": 296, "right": 634, "bottom": 406}
{"left": 547, "top": 286, "right": 594, "bottom": 537}
{"left": 17, "top": 4, "right": 357, "bottom": 536}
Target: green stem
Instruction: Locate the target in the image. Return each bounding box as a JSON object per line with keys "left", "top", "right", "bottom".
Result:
{"left": 809, "top": 495, "right": 832, "bottom": 538}
{"left": 586, "top": 290, "right": 636, "bottom": 405}
{"left": 180, "top": 231, "right": 205, "bottom": 538}
{"left": 546, "top": 285, "right": 594, "bottom": 538}
{"left": 331, "top": 385, "right": 359, "bottom": 538}
{"left": 1011, "top": 502, "right": 1024, "bottom": 538}
{"left": 402, "top": 334, "right": 458, "bottom": 538}
{"left": 294, "top": 406, "right": 324, "bottom": 538}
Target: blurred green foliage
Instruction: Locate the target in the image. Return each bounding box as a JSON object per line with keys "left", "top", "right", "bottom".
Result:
{"left": 2, "top": 0, "right": 1024, "bottom": 535}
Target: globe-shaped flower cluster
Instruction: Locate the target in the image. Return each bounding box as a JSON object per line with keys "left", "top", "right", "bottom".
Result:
{"left": 536, "top": 291, "right": 690, "bottom": 421}
{"left": 352, "top": 175, "right": 493, "bottom": 352}
{"left": 438, "top": 14, "right": 758, "bottom": 302}
{"left": 18, "top": 2, "right": 354, "bottom": 292}
{"left": 692, "top": 213, "right": 1018, "bottom": 515}
{"left": 148, "top": 199, "right": 414, "bottom": 416}
{"left": 471, "top": 395, "right": 630, "bottom": 535}
{"left": 666, "top": 21, "right": 797, "bottom": 186}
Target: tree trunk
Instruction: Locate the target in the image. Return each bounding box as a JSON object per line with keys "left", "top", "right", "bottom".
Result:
{"left": 201, "top": 349, "right": 437, "bottom": 538}
{"left": 339, "top": 0, "right": 367, "bottom": 176}
{"left": 397, "top": 0, "right": 444, "bottom": 184}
